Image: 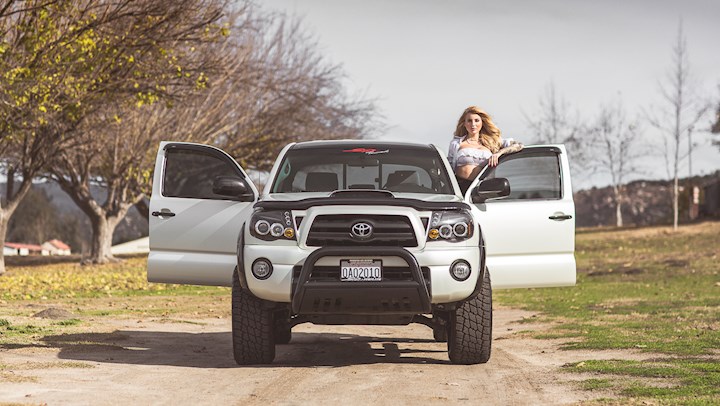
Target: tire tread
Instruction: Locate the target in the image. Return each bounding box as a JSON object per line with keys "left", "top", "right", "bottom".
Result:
{"left": 232, "top": 271, "right": 275, "bottom": 364}
{"left": 447, "top": 269, "right": 492, "bottom": 364}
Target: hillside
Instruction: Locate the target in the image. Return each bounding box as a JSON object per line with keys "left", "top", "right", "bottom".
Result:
{"left": 574, "top": 172, "right": 720, "bottom": 227}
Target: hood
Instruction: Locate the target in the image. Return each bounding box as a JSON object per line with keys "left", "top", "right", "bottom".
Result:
{"left": 260, "top": 191, "right": 464, "bottom": 203}
{"left": 255, "top": 190, "right": 469, "bottom": 211}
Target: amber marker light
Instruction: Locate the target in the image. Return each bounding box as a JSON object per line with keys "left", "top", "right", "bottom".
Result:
{"left": 284, "top": 228, "right": 295, "bottom": 239}
{"left": 428, "top": 229, "right": 439, "bottom": 239}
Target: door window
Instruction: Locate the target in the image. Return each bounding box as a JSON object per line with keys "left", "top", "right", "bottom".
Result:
{"left": 482, "top": 152, "right": 562, "bottom": 201}
{"left": 163, "top": 148, "right": 245, "bottom": 200}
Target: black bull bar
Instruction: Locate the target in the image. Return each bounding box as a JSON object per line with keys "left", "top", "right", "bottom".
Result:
{"left": 291, "top": 247, "right": 432, "bottom": 315}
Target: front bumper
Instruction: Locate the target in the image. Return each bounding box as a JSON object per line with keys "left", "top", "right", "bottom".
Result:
{"left": 244, "top": 243, "right": 481, "bottom": 307}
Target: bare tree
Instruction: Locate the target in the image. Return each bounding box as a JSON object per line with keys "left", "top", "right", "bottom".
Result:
{"left": 49, "top": 7, "right": 379, "bottom": 263}
{"left": 524, "top": 81, "right": 587, "bottom": 181}
{"left": 712, "top": 85, "right": 720, "bottom": 147}
{"left": 587, "top": 99, "right": 646, "bottom": 227}
{"left": 646, "top": 22, "right": 710, "bottom": 230}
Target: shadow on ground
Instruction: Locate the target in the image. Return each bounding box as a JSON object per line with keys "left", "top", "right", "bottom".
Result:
{"left": 3, "top": 330, "right": 449, "bottom": 368}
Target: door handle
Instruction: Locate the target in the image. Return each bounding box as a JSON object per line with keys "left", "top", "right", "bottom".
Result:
{"left": 152, "top": 211, "right": 176, "bottom": 218}
{"left": 549, "top": 213, "right": 572, "bottom": 221}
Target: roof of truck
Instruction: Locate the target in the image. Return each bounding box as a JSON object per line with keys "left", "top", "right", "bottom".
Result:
{"left": 290, "top": 139, "right": 435, "bottom": 151}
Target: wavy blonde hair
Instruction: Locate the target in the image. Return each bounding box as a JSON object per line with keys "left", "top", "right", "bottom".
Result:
{"left": 453, "top": 106, "right": 503, "bottom": 153}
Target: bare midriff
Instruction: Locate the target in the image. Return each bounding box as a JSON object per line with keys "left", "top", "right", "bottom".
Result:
{"left": 455, "top": 164, "right": 480, "bottom": 181}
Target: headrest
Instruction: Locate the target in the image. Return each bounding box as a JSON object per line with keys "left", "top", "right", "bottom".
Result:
{"left": 305, "top": 172, "right": 339, "bottom": 192}
{"left": 385, "top": 170, "right": 416, "bottom": 188}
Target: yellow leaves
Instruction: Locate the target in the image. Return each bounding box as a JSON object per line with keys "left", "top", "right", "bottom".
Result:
{"left": 15, "top": 95, "right": 29, "bottom": 106}
{"left": 0, "top": 258, "right": 170, "bottom": 301}
{"left": 135, "top": 92, "right": 159, "bottom": 108}
{"left": 38, "top": 105, "right": 47, "bottom": 113}
{"left": 195, "top": 72, "right": 208, "bottom": 90}
{"left": 4, "top": 67, "right": 30, "bottom": 83}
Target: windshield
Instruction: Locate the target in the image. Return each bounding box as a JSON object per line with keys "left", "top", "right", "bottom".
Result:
{"left": 271, "top": 146, "right": 454, "bottom": 195}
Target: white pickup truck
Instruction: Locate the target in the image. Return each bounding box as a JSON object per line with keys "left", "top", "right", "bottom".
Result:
{"left": 147, "top": 140, "right": 576, "bottom": 365}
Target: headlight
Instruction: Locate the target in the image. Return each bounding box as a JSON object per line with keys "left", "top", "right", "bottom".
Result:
{"left": 427, "top": 210, "right": 474, "bottom": 242}
{"left": 250, "top": 210, "right": 296, "bottom": 241}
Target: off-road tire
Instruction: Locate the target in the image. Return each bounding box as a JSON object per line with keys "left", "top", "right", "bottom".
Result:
{"left": 232, "top": 271, "right": 275, "bottom": 364}
{"left": 447, "top": 268, "right": 492, "bottom": 364}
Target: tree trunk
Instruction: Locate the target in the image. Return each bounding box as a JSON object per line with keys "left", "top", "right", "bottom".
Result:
{"left": 87, "top": 213, "right": 121, "bottom": 264}
{"left": 614, "top": 186, "right": 624, "bottom": 228}
{"left": 0, "top": 177, "right": 33, "bottom": 276}
{"left": 0, "top": 214, "right": 8, "bottom": 276}
{"left": 673, "top": 176, "right": 679, "bottom": 230}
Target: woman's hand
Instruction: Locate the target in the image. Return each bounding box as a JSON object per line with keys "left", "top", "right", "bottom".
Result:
{"left": 489, "top": 153, "right": 501, "bottom": 167}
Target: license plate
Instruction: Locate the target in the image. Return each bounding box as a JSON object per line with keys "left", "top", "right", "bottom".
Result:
{"left": 340, "top": 259, "right": 382, "bottom": 281}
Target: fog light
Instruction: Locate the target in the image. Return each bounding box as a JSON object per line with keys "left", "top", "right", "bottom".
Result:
{"left": 284, "top": 228, "right": 295, "bottom": 238}
{"left": 251, "top": 258, "right": 273, "bottom": 280}
{"left": 450, "top": 260, "right": 471, "bottom": 281}
{"left": 428, "top": 229, "right": 439, "bottom": 239}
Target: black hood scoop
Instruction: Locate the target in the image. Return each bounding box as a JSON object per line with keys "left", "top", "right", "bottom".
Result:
{"left": 329, "top": 190, "right": 395, "bottom": 199}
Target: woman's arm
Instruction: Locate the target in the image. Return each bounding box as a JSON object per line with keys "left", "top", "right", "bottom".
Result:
{"left": 447, "top": 137, "right": 462, "bottom": 170}
{"left": 489, "top": 140, "right": 523, "bottom": 167}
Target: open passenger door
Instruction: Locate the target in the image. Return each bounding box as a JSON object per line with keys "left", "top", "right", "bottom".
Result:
{"left": 465, "top": 145, "right": 576, "bottom": 289}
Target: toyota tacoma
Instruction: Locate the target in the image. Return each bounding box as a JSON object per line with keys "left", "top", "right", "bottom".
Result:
{"left": 147, "top": 140, "right": 576, "bottom": 365}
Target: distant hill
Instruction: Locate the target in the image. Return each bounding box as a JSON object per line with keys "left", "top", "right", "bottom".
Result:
{"left": 574, "top": 172, "right": 720, "bottom": 227}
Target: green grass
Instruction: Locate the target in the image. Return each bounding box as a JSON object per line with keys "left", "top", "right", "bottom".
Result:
{"left": 579, "top": 378, "right": 615, "bottom": 391}
{"left": 54, "top": 318, "right": 82, "bottom": 326}
{"left": 0, "top": 319, "right": 50, "bottom": 344}
{"left": 567, "top": 359, "right": 720, "bottom": 404}
{"left": 497, "top": 221, "right": 720, "bottom": 404}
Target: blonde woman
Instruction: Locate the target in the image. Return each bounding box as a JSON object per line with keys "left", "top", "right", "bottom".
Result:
{"left": 447, "top": 106, "right": 523, "bottom": 191}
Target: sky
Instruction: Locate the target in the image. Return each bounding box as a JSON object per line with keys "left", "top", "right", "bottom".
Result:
{"left": 261, "top": 0, "right": 720, "bottom": 189}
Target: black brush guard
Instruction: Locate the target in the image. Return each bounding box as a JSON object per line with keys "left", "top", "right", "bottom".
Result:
{"left": 291, "top": 247, "right": 431, "bottom": 315}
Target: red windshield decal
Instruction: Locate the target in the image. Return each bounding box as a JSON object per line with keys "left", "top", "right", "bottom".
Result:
{"left": 343, "top": 148, "right": 378, "bottom": 153}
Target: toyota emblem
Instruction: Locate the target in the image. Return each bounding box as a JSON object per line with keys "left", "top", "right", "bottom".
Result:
{"left": 351, "top": 222, "right": 373, "bottom": 239}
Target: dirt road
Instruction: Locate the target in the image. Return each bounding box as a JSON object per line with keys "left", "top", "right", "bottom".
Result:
{"left": 0, "top": 308, "right": 611, "bottom": 405}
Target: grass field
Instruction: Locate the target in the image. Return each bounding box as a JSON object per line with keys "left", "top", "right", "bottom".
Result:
{"left": 1, "top": 221, "right": 719, "bottom": 404}
{"left": 497, "top": 221, "right": 720, "bottom": 405}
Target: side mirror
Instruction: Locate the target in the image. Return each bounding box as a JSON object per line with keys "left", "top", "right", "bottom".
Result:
{"left": 213, "top": 176, "right": 249, "bottom": 197}
{"left": 472, "top": 177, "right": 510, "bottom": 203}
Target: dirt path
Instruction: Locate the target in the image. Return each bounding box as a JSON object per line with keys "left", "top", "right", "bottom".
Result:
{"left": 0, "top": 308, "right": 613, "bottom": 405}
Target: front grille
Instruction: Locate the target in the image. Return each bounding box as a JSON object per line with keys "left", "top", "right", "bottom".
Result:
{"left": 306, "top": 214, "right": 417, "bottom": 247}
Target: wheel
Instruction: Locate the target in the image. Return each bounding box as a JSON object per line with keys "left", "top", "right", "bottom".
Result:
{"left": 232, "top": 270, "right": 275, "bottom": 364}
{"left": 447, "top": 268, "right": 492, "bottom": 364}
